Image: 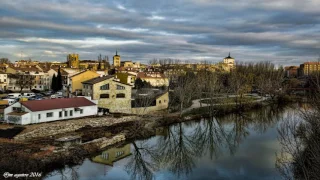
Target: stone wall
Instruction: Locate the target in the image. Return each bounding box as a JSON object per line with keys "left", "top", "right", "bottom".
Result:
{"left": 14, "top": 116, "right": 136, "bottom": 140}
{"left": 82, "top": 134, "right": 126, "bottom": 149}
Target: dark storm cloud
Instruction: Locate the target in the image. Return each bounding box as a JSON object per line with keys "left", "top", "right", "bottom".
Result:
{"left": 0, "top": 0, "right": 319, "bottom": 65}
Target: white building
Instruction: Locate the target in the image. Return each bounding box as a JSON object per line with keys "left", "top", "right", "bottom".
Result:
{"left": 4, "top": 97, "right": 97, "bottom": 125}
{"left": 223, "top": 53, "right": 235, "bottom": 69}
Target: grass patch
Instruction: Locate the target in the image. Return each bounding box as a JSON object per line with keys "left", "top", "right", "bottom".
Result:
{"left": 200, "top": 96, "right": 260, "bottom": 104}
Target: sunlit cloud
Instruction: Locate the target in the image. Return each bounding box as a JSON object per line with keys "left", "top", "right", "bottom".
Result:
{"left": 18, "top": 37, "right": 147, "bottom": 48}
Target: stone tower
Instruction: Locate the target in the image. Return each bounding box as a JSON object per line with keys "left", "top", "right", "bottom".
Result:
{"left": 113, "top": 50, "right": 121, "bottom": 67}
{"left": 67, "top": 54, "right": 79, "bottom": 68}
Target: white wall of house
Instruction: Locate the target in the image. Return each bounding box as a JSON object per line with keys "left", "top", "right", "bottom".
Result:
{"left": 4, "top": 102, "right": 98, "bottom": 125}
{"left": 0, "top": 73, "right": 8, "bottom": 90}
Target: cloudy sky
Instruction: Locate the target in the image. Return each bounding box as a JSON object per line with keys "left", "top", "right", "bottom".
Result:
{"left": 0, "top": 0, "right": 319, "bottom": 65}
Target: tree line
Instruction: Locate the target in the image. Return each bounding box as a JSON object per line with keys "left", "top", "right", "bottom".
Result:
{"left": 167, "top": 61, "right": 286, "bottom": 116}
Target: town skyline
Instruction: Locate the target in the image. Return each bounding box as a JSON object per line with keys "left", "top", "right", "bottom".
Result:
{"left": 0, "top": 0, "right": 320, "bottom": 65}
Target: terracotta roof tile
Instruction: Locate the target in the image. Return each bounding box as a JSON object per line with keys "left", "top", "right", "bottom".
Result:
{"left": 21, "top": 97, "right": 96, "bottom": 112}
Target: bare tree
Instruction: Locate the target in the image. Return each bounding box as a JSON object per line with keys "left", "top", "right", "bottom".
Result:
{"left": 12, "top": 74, "right": 36, "bottom": 93}
{"left": 276, "top": 73, "right": 320, "bottom": 180}
{"left": 172, "top": 72, "right": 196, "bottom": 116}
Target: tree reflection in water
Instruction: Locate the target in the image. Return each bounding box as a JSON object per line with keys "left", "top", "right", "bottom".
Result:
{"left": 125, "top": 106, "right": 286, "bottom": 180}
{"left": 125, "top": 141, "right": 158, "bottom": 180}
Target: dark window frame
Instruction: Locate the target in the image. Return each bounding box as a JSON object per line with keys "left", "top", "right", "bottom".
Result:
{"left": 116, "top": 93, "right": 125, "bottom": 98}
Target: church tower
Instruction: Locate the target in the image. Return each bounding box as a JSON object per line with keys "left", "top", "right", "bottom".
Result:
{"left": 223, "top": 52, "right": 235, "bottom": 69}
{"left": 113, "top": 50, "right": 121, "bottom": 67}
{"left": 67, "top": 54, "right": 79, "bottom": 68}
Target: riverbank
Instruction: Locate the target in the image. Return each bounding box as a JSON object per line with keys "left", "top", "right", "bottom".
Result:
{"left": 0, "top": 99, "right": 282, "bottom": 176}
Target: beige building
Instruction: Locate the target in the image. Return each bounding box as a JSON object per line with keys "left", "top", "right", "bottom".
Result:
{"left": 131, "top": 91, "right": 169, "bottom": 115}
{"left": 82, "top": 75, "right": 132, "bottom": 113}
{"left": 92, "top": 144, "right": 131, "bottom": 166}
{"left": 120, "top": 61, "right": 140, "bottom": 68}
{"left": 115, "top": 73, "right": 136, "bottom": 86}
{"left": 302, "top": 62, "right": 320, "bottom": 76}
{"left": 0, "top": 71, "right": 7, "bottom": 91}
{"left": 69, "top": 70, "right": 100, "bottom": 94}
{"left": 137, "top": 72, "right": 169, "bottom": 87}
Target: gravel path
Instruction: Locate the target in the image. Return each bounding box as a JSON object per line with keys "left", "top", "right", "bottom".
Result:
{"left": 182, "top": 94, "right": 268, "bottom": 114}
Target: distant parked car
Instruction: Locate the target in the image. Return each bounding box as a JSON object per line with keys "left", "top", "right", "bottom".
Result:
{"left": 23, "top": 92, "right": 36, "bottom": 98}
{"left": 7, "top": 93, "right": 22, "bottom": 99}
{"left": 3, "top": 99, "right": 16, "bottom": 105}
{"left": 28, "top": 96, "right": 36, "bottom": 101}
{"left": 45, "top": 91, "right": 54, "bottom": 96}
{"left": 31, "top": 89, "right": 41, "bottom": 93}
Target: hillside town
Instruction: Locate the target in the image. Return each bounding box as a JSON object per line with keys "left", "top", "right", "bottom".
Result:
{"left": 0, "top": 52, "right": 318, "bottom": 125}
{"left": 0, "top": 52, "right": 236, "bottom": 124}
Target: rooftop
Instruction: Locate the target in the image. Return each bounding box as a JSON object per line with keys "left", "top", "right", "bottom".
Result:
{"left": 21, "top": 97, "right": 96, "bottom": 111}
{"left": 7, "top": 112, "right": 29, "bottom": 116}
{"left": 82, "top": 75, "right": 114, "bottom": 85}
{"left": 137, "top": 72, "right": 166, "bottom": 79}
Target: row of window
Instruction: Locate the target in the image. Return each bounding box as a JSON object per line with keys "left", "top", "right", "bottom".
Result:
{"left": 158, "top": 99, "right": 167, "bottom": 104}
{"left": 100, "top": 84, "right": 125, "bottom": 90}
{"left": 100, "top": 93, "right": 125, "bottom": 98}
{"left": 41, "top": 109, "right": 83, "bottom": 119}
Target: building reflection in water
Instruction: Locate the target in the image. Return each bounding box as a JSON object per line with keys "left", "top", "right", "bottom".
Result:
{"left": 91, "top": 144, "right": 132, "bottom": 166}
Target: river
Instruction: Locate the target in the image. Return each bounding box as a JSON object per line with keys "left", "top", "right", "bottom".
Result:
{"left": 45, "top": 104, "right": 302, "bottom": 180}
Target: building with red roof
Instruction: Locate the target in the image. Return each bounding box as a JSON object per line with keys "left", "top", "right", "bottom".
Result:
{"left": 4, "top": 97, "right": 97, "bottom": 125}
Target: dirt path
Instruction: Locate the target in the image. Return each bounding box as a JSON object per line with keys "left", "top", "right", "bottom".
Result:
{"left": 182, "top": 94, "right": 268, "bottom": 114}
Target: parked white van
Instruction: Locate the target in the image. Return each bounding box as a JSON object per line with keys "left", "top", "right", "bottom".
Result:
{"left": 23, "top": 92, "right": 36, "bottom": 98}
{"left": 3, "top": 99, "right": 16, "bottom": 105}
{"left": 7, "top": 93, "right": 22, "bottom": 99}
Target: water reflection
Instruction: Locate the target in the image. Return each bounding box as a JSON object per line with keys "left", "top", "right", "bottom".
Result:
{"left": 46, "top": 105, "right": 292, "bottom": 180}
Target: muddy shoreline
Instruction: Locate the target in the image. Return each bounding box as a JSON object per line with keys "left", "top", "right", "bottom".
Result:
{"left": 0, "top": 101, "right": 278, "bottom": 177}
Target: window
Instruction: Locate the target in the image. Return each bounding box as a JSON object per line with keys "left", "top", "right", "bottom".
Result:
{"left": 101, "top": 152, "right": 108, "bottom": 160}
{"left": 100, "top": 84, "right": 109, "bottom": 90}
{"left": 38, "top": 114, "right": 41, "bottom": 119}
{"left": 117, "top": 85, "right": 125, "bottom": 90}
{"left": 159, "top": 100, "right": 161, "bottom": 104}
{"left": 116, "top": 151, "right": 124, "bottom": 157}
{"left": 64, "top": 111, "right": 68, "bottom": 117}
{"left": 46, "top": 112, "right": 53, "bottom": 117}
{"left": 70, "top": 110, "right": 73, "bottom": 116}
{"left": 164, "top": 100, "right": 166, "bottom": 103}
{"left": 4, "top": 79, "right": 6, "bottom": 82}
{"left": 80, "top": 109, "right": 83, "bottom": 114}
{"left": 116, "top": 93, "right": 125, "bottom": 98}
{"left": 13, "top": 107, "right": 22, "bottom": 112}
{"left": 59, "top": 111, "right": 62, "bottom": 118}
{"left": 100, "top": 94, "right": 109, "bottom": 98}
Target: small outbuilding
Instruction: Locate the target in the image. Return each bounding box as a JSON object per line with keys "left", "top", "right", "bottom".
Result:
{"left": 4, "top": 97, "right": 98, "bottom": 125}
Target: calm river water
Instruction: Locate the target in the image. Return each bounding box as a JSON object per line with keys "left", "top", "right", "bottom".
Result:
{"left": 45, "top": 104, "right": 302, "bottom": 180}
